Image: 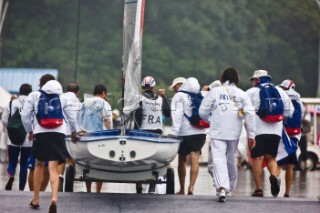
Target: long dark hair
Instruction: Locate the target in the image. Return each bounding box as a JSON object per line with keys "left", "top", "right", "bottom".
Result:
{"left": 220, "top": 67, "right": 240, "bottom": 85}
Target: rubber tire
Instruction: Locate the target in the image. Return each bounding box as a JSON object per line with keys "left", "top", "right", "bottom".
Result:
{"left": 166, "top": 168, "right": 175, "bottom": 194}
{"left": 298, "top": 153, "right": 317, "bottom": 171}
{"left": 64, "top": 165, "right": 75, "bottom": 192}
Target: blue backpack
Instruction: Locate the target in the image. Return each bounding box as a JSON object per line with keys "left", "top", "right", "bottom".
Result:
{"left": 178, "top": 90, "right": 209, "bottom": 129}
{"left": 256, "top": 83, "right": 284, "bottom": 122}
{"left": 36, "top": 90, "right": 64, "bottom": 129}
{"left": 284, "top": 100, "right": 302, "bottom": 136}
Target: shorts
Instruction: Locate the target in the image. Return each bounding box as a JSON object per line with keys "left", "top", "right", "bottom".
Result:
{"left": 27, "top": 154, "right": 48, "bottom": 169}
{"left": 178, "top": 134, "right": 206, "bottom": 156}
{"left": 277, "top": 152, "right": 298, "bottom": 166}
{"left": 64, "top": 149, "right": 71, "bottom": 158}
{"left": 32, "top": 132, "right": 66, "bottom": 163}
{"left": 251, "top": 134, "right": 281, "bottom": 158}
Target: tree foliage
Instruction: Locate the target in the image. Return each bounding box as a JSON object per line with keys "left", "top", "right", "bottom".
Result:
{"left": 1, "top": 0, "right": 319, "bottom": 107}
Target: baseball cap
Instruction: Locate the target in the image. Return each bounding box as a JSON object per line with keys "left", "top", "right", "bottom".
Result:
{"left": 168, "top": 77, "right": 186, "bottom": 91}
{"left": 280, "top": 79, "right": 295, "bottom": 90}
{"left": 249, "top": 70, "right": 272, "bottom": 80}
{"left": 141, "top": 76, "right": 156, "bottom": 88}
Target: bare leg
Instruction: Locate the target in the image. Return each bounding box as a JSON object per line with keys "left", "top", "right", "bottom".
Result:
{"left": 275, "top": 165, "right": 281, "bottom": 177}
{"left": 176, "top": 154, "right": 187, "bottom": 195}
{"left": 29, "top": 167, "right": 50, "bottom": 192}
{"left": 265, "top": 155, "right": 278, "bottom": 176}
{"left": 66, "top": 158, "right": 75, "bottom": 168}
{"left": 252, "top": 156, "right": 263, "bottom": 190}
{"left": 86, "top": 181, "right": 92, "bottom": 192}
{"left": 96, "top": 182, "right": 103, "bottom": 193}
{"left": 284, "top": 164, "right": 294, "bottom": 195}
{"left": 188, "top": 151, "right": 200, "bottom": 194}
{"left": 136, "top": 183, "right": 143, "bottom": 193}
{"left": 48, "top": 161, "right": 59, "bottom": 205}
{"left": 40, "top": 167, "right": 50, "bottom": 191}
{"left": 28, "top": 169, "right": 34, "bottom": 191}
{"left": 58, "top": 163, "right": 66, "bottom": 176}
{"left": 32, "top": 160, "right": 44, "bottom": 206}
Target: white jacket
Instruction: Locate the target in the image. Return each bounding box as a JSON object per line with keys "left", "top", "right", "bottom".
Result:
{"left": 199, "top": 82, "right": 255, "bottom": 140}
{"left": 61, "top": 91, "right": 82, "bottom": 135}
{"left": 1, "top": 95, "right": 32, "bottom": 147}
{"left": 246, "top": 85, "right": 294, "bottom": 136}
{"left": 170, "top": 77, "right": 206, "bottom": 136}
{"left": 21, "top": 80, "right": 80, "bottom": 135}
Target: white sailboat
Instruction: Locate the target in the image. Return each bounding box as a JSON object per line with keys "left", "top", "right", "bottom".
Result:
{"left": 65, "top": 0, "right": 181, "bottom": 194}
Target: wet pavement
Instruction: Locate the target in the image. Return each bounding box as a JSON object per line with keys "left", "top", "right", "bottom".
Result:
{"left": 1, "top": 157, "right": 319, "bottom": 198}
{"left": 0, "top": 157, "right": 319, "bottom": 213}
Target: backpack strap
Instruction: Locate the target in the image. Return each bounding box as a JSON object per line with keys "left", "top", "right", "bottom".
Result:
{"left": 178, "top": 90, "right": 196, "bottom": 96}
{"left": 178, "top": 90, "right": 198, "bottom": 121}
{"left": 8, "top": 100, "right": 13, "bottom": 119}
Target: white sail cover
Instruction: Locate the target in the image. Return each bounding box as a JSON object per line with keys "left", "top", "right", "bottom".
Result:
{"left": 123, "top": 0, "right": 145, "bottom": 114}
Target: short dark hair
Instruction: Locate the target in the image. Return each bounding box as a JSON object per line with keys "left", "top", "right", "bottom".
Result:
{"left": 19, "top": 83, "right": 32, "bottom": 96}
{"left": 220, "top": 67, "right": 240, "bottom": 85}
{"left": 66, "top": 83, "right": 80, "bottom": 93}
{"left": 93, "top": 84, "right": 107, "bottom": 95}
{"left": 39, "top": 74, "right": 55, "bottom": 88}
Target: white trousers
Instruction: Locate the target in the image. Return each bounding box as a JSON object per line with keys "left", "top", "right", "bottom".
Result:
{"left": 210, "top": 139, "right": 239, "bottom": 192}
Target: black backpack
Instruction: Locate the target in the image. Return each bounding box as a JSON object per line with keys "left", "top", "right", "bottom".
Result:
{"left": 7, "top": 100, "right": 27, "bottom": 146}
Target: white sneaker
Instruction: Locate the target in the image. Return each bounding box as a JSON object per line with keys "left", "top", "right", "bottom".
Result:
{"left": 217, "top": 189, "right": 226, "bottom": 202}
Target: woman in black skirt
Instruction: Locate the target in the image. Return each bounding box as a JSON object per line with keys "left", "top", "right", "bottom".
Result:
{"left": 21, "top": 76, "right": 80, "bottom": 213}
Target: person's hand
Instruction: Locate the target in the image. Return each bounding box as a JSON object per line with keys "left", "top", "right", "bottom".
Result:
{"left": 28, "top": 131, "right": 34, "bottom": 142}
{"left": 247, "top": 138, "right": 256, "bottom": 150}
{"left": 71, "top": 132, "right": 81, "bottom": 143}
{"left": 79, "top": 129, "right": 87, "bottom": 136}
{"left": 167, "top": 134, "right": 177, "bottom": 138}
{"left": 158, "top": 89, "right": 166, "bottom": 97}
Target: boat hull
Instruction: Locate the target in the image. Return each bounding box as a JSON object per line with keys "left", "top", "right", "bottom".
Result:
{"left": 66, "top": 129, "right": 180, "bottom": 181}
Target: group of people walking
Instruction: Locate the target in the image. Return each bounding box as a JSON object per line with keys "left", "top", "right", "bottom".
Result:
{"left": 0, "top": 66, "right": 308, "bottom": 212}
{"left": 1, "top": 74, "right": 113, "bottom": 212}
{"left": 169, "top": 68, "right": 303, "bottom": 202}
{"left": 135, "top": 67, "right": 304, "bottom": 203}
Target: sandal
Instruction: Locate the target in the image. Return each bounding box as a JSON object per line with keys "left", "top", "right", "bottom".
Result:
{"left": 252, "top": 189, "right": 263, "bottom": 197}
{"left": 48, "top": 203, "right": 57, "bottom": 213}
{"left": 29, "top": 199, "right": 40, "bottom": 209}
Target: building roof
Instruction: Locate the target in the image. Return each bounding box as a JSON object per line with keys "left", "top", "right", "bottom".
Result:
{"left": 0, "top": 68, "right": 58, "bottom": 93}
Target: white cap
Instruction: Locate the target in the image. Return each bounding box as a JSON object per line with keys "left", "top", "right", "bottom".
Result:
{"left": 168, "top": 77, "right": 186, "bottom": 91}
{"left": 141, "top": 76, "right": 156, "bottom": 88}
{"left": 280, "top": 79, "right": 295, "bottom": 90}
{"left": 209, "top": 80, "right": 221, "bottom": 89}
{"left": 249, "top": 70, "right": 271, "bottom": 80}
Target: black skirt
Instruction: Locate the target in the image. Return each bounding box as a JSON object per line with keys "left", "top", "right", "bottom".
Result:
{"left": 32, "top": 132, "right": 66, "bottom": 163}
